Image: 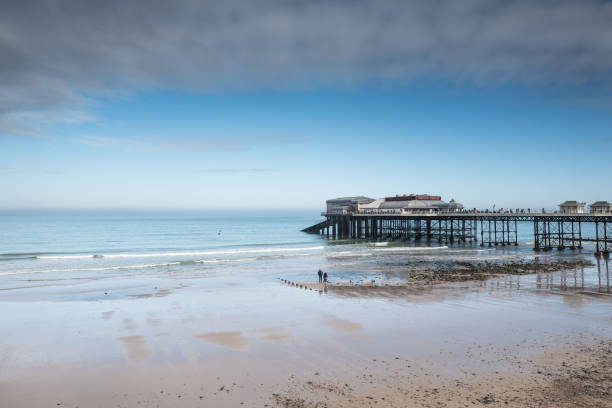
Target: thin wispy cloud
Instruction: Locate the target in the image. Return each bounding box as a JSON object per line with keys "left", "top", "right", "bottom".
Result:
{"left": 78, "top": 135, "right": 157, "bottom": 152}
{"left": 1, "top": 0, "right": 612, "bottom": 136}
{"left": 77, "top": 134, "right": 294, "bottom": 153}
{"left": 195, "top": 168, "right": 278, "bottom": 174}
{"left": 43, "top": 170, "right": 65, "bottom": 175}
{"left": 0, "top": 166, "right": 64, "bottom": 175}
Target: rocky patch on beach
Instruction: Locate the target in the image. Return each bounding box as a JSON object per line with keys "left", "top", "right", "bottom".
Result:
{"left": 287, "top": 259, "right": 594, "bottom": 292}
{"left": 412, "top": 258, "right": 594, "bottom": 283}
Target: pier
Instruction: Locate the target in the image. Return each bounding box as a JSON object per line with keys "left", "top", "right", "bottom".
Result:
{"left": 303, "top": 213, "right": 612, "bottom": 257}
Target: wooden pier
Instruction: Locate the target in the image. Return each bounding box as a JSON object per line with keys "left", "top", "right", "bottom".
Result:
{"left": 303, "top": 213, "right": 612, "bottom": 256}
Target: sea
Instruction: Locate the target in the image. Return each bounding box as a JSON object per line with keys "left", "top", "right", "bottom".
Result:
{"left": 0, "top": 210, "right": 607, "bottom": 292}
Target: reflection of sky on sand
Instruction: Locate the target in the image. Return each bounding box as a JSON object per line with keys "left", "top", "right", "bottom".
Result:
{"left": 1, "top": 258, "right": 611, "bottom": 379}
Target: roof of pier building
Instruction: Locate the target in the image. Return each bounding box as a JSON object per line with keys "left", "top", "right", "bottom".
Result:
{"left": 385, "top": 194, "right": 442, "bottom": 201}
{"left": 326, "top": 196, "right": 375, "bottom": 204}
{"left": 361, "top": 195, "right": 463, "bottom": 211}
{"left": 558, "top": 201, "right": 585, "bottom": 207}
{"left": 590, "top": 201, "right": 611, "bottom": 207}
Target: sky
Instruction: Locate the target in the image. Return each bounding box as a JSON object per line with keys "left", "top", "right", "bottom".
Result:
{"left": 1, "top": 0, "right": 612, "bottom": 211}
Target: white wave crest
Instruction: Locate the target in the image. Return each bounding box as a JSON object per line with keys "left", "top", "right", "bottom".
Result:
{"left": 373, "top": 246, "right": 448, "bottom": 252}
{"left": 36, "top": 245, "right": 326, "bottom": 260}
{"left": 0, "top": 262, "right": 182, "bottom": 276}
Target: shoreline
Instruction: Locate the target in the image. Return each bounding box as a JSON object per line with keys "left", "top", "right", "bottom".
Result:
{"left": 285, "top": 258, "right": 595, "bottom": 293}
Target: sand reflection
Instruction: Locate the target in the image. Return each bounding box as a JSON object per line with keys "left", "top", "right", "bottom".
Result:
{"left": 118, "top": 336, "right": 152, "bottom": 362}
{"left": 252, "top": 326, "right": 302, "bottom": 345}
{"left": 195, "top": 331, "right": 249, "bottom": 350}
{"left": 323, "top": 317, "right": 363, "bottom": 332}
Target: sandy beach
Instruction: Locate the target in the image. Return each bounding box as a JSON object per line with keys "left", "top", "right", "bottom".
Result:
{"left": 3, "top": 0, "right": 612, "bottom": 405}
{"left": 1, "top": 252, "right": 611, "bottom": 407}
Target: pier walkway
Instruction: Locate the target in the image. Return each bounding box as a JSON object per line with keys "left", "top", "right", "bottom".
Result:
{"left": 303, "top": 212, "right": 612, "bottom": 256}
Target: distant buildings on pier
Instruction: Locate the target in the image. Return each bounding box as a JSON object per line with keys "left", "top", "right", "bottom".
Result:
{"left": 326, "top": 194, "right": 463, "bottom": 214}
{"left": 589, "top": 201, "right": 612, "bottom": 214}
{"left": 558, "top": 201, "right": 586, "bottom": 214}
{"left": 325, "top": 195, "right": 612, "bottom": 215}
{"left": 325, "top": 196, "right": 376, "bottom": 214}
{"left": 558, "top": 200, "right": 612, "bottom": 214}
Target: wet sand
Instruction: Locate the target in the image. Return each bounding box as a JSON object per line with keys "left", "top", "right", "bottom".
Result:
{"left": 271, "top": 340, "right": 612, "bottom": 407}
{"left": 1, "top": 253, "right": 611, "bottom": 407}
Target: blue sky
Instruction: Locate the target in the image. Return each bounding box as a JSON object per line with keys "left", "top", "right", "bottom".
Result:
{"left": 1, "top": 1, "right": 612, "bottom": 210}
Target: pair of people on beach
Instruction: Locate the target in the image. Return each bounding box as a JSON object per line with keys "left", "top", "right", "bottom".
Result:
{"left": 317, "top": 269, "right": 327, "bottom": 283}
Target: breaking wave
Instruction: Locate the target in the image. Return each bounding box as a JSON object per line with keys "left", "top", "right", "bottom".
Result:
{"left": 35, "top": 246, "right": 326, "bottom": 260}
{"left": 373, "top": 246, "right": 449, "bottom": 252}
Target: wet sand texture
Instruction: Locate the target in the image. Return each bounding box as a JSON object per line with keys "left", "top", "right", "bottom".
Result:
{"left": 271, "top": 340, "right": 612, "bottom": 408}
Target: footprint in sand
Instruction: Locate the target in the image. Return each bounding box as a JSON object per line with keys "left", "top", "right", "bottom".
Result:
{"left": 101, "top": 310, "right": 115, "bottom": 320}
{"left": 194, "top": 331, "right": 249, "bottom": 350}
{"left": 123, "top": 318, "right": 136, "bottom": 330}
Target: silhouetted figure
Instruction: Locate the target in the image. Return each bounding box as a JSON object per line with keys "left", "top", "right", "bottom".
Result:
{"left": 323, "top": 272, "right": 328, "bottom": 283}
{"left": 317, "top": 269, "right": 323, "bottom": 282}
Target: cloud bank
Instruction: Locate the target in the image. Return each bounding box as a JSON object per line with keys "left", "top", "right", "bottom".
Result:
{"left": 1, "top": 0, "right": 612, "bottom": 135}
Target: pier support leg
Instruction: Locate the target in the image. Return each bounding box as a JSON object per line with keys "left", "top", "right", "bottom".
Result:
{"left": 596, "top": 222, "right": 600, "bottom": 257}
{"left": 480, "top": 219, "right": 484, "bottom": 246}
{"left": 332, "top": 217, "right": 336, "bottom": 239}
{"left": 533, "top": 219, "right": 540, "bottom": 251}
{"left": 493, "top": 219, "right": 497, "bottom": 246}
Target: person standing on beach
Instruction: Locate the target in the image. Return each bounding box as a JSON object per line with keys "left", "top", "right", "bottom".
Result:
{"left": 323, "top": 272, "right": 328, "bottom": 283}
{"left": 317, "top": 269, "right": 323, "bottom": 282}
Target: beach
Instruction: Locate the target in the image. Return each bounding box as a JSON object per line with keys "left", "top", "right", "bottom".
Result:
{"left": 4, "top": 0, "right": 612, "bottom": 405}
{"left": 0, "top": 212, "right": 611, "bottom": 407}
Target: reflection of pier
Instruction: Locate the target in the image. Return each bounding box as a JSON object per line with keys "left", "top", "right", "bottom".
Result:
{"left": 533, "top": 259, "right": 610, "bottom": 293}
{"left": 596, "top": 257, "right": 611, "bottom": 293}
{"left": 303, "top": 213, "right": 612, "bottom": 256}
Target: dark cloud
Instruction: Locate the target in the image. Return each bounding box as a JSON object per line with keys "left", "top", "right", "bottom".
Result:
{"left": 1, "top": 0, "right": 612, "bottom": 135}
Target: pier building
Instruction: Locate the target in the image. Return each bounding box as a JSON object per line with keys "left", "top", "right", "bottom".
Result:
{"left": 558, "top": 201, "right": 585, "bottom": 214}
{"left": 326, "top": 196, "right": 375, "bottom": 214}
{"left": 589, "top": 201, "right": 612, "bottom": 214}
{"left": 360, "top": 194, "right": 463, "bottom": 214}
